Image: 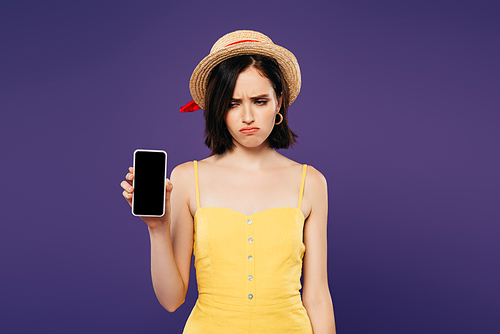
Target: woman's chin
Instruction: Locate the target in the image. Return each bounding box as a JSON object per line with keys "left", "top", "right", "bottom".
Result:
{"left": 234, "top": 139, "right": 269, "bottom": 150}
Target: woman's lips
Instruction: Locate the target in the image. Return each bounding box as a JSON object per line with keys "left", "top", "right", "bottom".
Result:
{"left": 239, "top": 127, "right": 260, "bottom": 135}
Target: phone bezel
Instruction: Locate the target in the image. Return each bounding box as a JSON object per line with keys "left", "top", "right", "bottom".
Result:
{"left": 131, "top": 149, "right": 167, "bottom": 217}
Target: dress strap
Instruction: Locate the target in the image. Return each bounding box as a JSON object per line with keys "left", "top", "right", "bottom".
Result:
{"left": 298, "top": 164, "right": 307, "bottom": 210}
{"left": 194, "top": 160, "right": 200, "bottom": 209}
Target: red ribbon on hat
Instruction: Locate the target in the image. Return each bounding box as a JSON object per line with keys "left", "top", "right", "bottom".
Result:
{"left": 224, "top": 39, "right": 260, "bottom": 47}
{"left": 180, "top": 39, "right": 261, "bottom": 113}
{"left": 180, "top": 100, "right": 201, "bottom": 113}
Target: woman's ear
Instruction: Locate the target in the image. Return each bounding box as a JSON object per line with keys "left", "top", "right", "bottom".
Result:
{"left": 277, "top": 93, "right": 283, "bottom": 111}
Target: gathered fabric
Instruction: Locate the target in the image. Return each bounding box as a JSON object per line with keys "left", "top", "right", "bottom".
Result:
{"left": 182, "top": 161, "right": 313, "bottom": 334}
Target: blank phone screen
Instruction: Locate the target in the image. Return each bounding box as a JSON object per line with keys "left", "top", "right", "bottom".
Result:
{"left": 132, "top": 150, "right": 167, "bottom": 216}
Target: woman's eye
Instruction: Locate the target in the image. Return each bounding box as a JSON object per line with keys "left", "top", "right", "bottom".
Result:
{"left": 255, "top": 100, "right": 267, "bottom": 105}
{"left": 229, "top": 103, "right": 238, "bottom": 108}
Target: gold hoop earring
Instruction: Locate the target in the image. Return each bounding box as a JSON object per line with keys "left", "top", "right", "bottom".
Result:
{"left": 275, "top": 113, "right": 283, "bottom": 125}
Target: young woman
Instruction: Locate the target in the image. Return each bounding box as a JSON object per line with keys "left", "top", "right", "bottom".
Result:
{"left": 121, "top": 30, "right": 336, "bottom": 333}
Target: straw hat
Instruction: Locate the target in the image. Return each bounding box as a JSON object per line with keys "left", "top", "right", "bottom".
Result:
{"left": 188, "top": 30, "right": 301, "bottom": 111}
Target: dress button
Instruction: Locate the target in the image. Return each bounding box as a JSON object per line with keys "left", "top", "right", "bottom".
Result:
{"left": 248, "top": 275, "right": 253, "bottom": 281}
{"left": 247, "top": 219, "right": 252, "bottom": 225}
{"left": 248, "top": 294, "right": 253, "bottom": 300}
{"left": 248, "top": 255, "right": 253, "bottom": 260}
{"left": 248, "top": 237, "right": 253, "bottom": 243}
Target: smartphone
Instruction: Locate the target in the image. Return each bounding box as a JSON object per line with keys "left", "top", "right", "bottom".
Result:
{"left": 132, "top": 149, "right": 167, "bottom": 217}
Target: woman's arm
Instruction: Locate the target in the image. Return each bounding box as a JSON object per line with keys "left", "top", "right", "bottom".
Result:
{"left": 301, "top": 166, "right": 336, "bottom": 333}
{"left": 121, "top": 162, "right": 195, "bottom": 312}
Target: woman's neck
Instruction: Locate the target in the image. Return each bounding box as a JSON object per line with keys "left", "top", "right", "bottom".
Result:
{"left": 211, "top": 143, "right": 281, "bottom": 171}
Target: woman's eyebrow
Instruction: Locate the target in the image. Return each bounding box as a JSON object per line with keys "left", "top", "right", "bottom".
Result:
{"left": 230, "top": 94, "right": 270, "bottom": 101}
{"left": 251, "top": 94, "right": 270, "bottom": 100}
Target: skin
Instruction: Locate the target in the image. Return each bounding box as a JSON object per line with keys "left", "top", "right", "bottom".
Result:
{"left": 120, "top": 67, "right": 336, "bottom": 333}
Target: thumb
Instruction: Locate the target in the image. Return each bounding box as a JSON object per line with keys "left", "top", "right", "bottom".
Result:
{"left": 166, "top": 178, "right": 173, "bottom": 191}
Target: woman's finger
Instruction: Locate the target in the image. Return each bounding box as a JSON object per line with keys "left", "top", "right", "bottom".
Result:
{"left": 121, "top": 180, "right": 134, "bottom": 193}
{"left": 122, "top": 190, "right": 132, "bottom": 205}
{"left": 126, "top": 167, "right": 134, "bottom": 181}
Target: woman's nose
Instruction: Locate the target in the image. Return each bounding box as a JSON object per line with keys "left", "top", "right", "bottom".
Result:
{"left": 241, "top": 105, "right": 254, "bottom": 124}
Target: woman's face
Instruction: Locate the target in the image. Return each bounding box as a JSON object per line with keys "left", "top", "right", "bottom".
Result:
{"left": 225, "top": 66, "right": 282, "bottom": 150}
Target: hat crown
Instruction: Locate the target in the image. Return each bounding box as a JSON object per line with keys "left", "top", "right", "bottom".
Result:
{"left": 210, "top": 30, "right": 274, "bottom": 54}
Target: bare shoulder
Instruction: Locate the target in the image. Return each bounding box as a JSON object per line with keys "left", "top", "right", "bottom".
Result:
{"left": 170, "top": 161, "right": 198, "bottom": 216}
{"left": 305, "top": 165, "right": 327, "bottom": 190}
{"left": 272, "top": 153, "right": 326, "bottom": 186}
{"left": 169, "top": 161, "right": 196, "bottom": 198}
{"left": 302, "top": 165, "right": 327, "bottom": 219}
{"left": 274, "top": 152, "right": 306, "bottom": 171}
{"left": 170, "top": 161, "right": 195, "bottom": 182}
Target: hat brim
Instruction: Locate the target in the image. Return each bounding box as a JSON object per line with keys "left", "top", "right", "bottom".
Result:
{"left": 189, "top": 42, "right": 301, "bottom": 110}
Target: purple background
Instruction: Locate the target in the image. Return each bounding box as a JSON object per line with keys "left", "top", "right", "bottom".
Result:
{"left": 1, "top": 0, "right": 499, "bottom": 333}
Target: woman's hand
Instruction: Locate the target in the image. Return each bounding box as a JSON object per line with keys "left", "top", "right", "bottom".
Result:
{"left": 120, "top": 167, "right": 173, "bottom": 230}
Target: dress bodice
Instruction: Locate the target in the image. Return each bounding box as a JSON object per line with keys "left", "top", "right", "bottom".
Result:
{"left": 183, "top": 161, "right": 313, "bottom": 334}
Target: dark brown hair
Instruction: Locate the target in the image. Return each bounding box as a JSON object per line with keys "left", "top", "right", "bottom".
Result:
{"left": 204, "top": 55, "right": 297, "bottom": 155}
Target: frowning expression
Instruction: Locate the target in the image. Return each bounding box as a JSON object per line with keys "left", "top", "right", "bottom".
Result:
{"left": 225, "top": 66, "right": 282, "bottom": 149}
